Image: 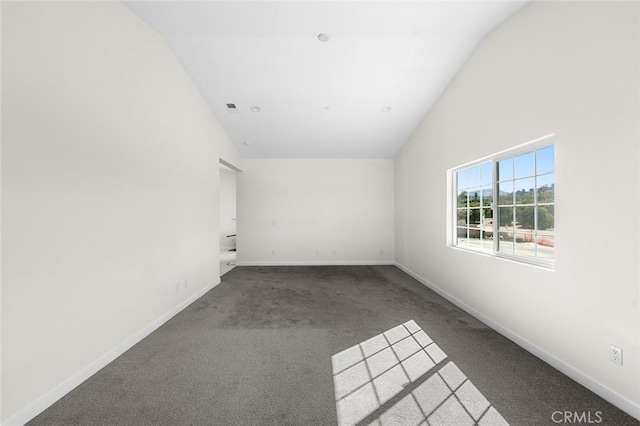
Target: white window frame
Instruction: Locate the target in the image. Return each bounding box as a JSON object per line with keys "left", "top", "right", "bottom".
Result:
{"left": 449, "top": 134, "right": 555, "bottom": 269}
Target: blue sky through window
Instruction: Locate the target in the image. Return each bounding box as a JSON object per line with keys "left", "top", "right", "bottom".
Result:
{"left": 536, "top": 145, "right": 554, "bottom": 174}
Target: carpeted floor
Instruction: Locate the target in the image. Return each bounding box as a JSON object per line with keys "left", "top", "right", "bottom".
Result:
{"left": 29, "top": 266, "right": 639, "bottom": 425}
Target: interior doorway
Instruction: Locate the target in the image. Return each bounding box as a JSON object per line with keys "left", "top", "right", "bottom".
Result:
{"left": 219, "top": 160, "right": 237, "bottom": 276}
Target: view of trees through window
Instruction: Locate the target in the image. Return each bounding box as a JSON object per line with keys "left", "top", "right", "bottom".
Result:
{"left": 456, "top": 161, "right": 493, "bottom": 254}
{"left": 455, "top": 144, "right": 555, "bottom": 265}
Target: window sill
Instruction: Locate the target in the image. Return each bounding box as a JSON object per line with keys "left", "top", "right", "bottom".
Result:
{"left": 448, "top": 245, "right": 555, "bottom": 271}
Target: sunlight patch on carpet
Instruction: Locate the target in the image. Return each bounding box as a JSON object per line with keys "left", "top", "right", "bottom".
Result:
{"left": 331, "top": 320, "right": 509, "bottom": 426}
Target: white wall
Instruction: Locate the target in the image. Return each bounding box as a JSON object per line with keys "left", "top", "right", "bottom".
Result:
{"left": 237, "top": 159, "right": 394, "bottom": 265}
{"left": 1, "top": 2, "right": 239, "bottom": 423}
{"left": 219, "top": 167, "right": 237, "bottom": 250}
{"left": 395, "top": 1, "right": 639, "bottom": 417}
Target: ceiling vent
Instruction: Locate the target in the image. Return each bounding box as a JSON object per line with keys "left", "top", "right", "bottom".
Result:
{"left": 226, "top": 103, "right": 239, "bottom": 113}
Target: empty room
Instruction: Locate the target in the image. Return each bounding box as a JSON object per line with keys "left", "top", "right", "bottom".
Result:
{"left": 1, "top": 1, "right": 639, "bottom": 425}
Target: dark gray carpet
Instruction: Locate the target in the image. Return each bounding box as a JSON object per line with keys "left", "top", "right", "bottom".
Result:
{"left": 29, "top": 266, "right": 639, "bottom": 425}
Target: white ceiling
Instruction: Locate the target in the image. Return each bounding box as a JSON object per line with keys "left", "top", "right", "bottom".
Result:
{"left": 125, "top": 1, "right": 527, "bottom": 158}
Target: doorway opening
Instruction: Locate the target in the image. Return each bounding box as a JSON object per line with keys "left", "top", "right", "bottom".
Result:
{"left": 219, "top": 160, "right": 238, "bottom": 276}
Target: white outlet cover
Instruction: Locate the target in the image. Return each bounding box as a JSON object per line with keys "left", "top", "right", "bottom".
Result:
{"left": 610, "top": 345, "right": 623, "bottom": 366}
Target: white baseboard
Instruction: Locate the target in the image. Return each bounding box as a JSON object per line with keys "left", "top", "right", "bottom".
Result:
{"left": 394, "top": 262, "right": 640, "bottom": 421}
{"left": 236, "top": 260, "right": 395, "bottom": 266}
{"left": 3, "top": 279, "right": 221, "bottom": 426}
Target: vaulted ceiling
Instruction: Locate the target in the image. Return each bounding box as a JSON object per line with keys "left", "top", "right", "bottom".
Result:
{"left": 125, "top": 1, "right": 527, "bottom": 158}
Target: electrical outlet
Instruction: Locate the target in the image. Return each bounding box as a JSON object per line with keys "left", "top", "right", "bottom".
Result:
{"left": 271, "top": 249, "right": 276, "bottom": 255}
{"left": 610, "top": 345, "right": 622, "bottom": 366}
{"left": 380, "top": 249, "right": 384, "bottom": 255}
{"left": 332, "top": 250, "right": 336, "bottom": 255}
{"left": 316, "top": 249, "right": 320, "bottom": 255}
{"left": 175, "top": 283, "right": 180, "bottom": 293}
{"left": 184, "top": 279, "right": 188, "bottom": 289}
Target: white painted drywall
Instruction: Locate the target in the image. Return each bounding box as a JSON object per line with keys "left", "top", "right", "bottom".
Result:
{"left": 1, "top": 2, "right": 239, "bottom": 423}
{"left": 237, "top": 159, "right": 394, "bottom": 265}
{"left": 219, "top": 168, "right": 237, "bottom": 250}
{"left": 395, "top": 0, "right": 639, "bottom": 417}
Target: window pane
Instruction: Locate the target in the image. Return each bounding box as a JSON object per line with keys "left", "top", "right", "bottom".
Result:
{"left": 469, "top": 208, "right": 481, "bottom": 225}
{"left": 457, "top": 169, "right": 468, "bottom": 190}
{"left": 498, "top": 207, "right": 514, "bottom": 229}
{"left": 515, "top": 178, "right": 535, "bottom": 204}
{"left": 498, "top": 158, "right": 513, "bottom": 181}
{"left": 515, "top": 206, "right": 535, "bottom": 233}
{"left": 481, "top": 187, "right": 492, "bottom": 207}
{"left": 498, "top": 232, "right": 514, "bottom": 254}
{"left": 473, "top": 235, "right": 492, "bottom": 254}
{"left": 514, "top": 233, "right": 536, "bottom": 258}
{"left": 536, "top": 146, "right": 555, "bottom": 175}
{"left": 536, "top": 235, "right": 555, "bottom": 260}
{"left": 468, "top": 166, "right": 480, "bottom": 188}
{"left": 480, "top": 162, "right": 492, "bottom": 186}
{"left": 457, "top": 209, "right": 468, "bottom": 226}
{"left": 498, "top": 181, "right": 513, "bottom": 205}
{"left": 537, "top": 173, "right": 554, "bottom": 204}
{"left": 480, "top": 239, "right": 493, "bottom": 253}
{"left": 482, "top": 208, "right": 493, "bottom": 220}
{"left": 482, "top": 209, "right": 494, "bottom": 239}
{"left": 537, "top": 205, "right": 555, "bottom": 233}
{"left": 468, "top": 189, "right": 481, "bottom": 207}
{"left": 456, "top": 228, "right": 468, "bottom": 247}
{"left": 514, "top": 152, "right": 535, "bottom": 178}
{"left": 457, "top": 190, "right": 467, "bottom": 208}
{"left": 468, "top": 226, "right": 481, "bottom": 247}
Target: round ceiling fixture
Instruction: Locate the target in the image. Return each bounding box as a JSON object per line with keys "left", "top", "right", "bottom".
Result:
{"left": 317, "top": 33, "right": 330, "bottom": 42}
{"left": 243, "top": 142, "right": 252, "bottom": 147}
{"left": 324, "top": 106, "right": 331, "bottom": 111}
{"left": 250, "top": 106, "right": 261, "bottom": 112}
{"left": 381, "top": 106, "right": 392, "bottom": 112}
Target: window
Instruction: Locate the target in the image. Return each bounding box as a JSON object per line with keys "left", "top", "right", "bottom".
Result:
{"left": 453, "top": 138, "right": 555, "bottom": 268}
{"left": 456, "top": 161, "right": 493, "bottom": 254}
